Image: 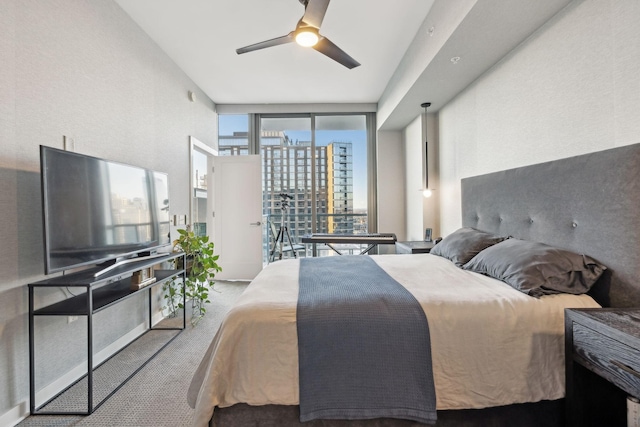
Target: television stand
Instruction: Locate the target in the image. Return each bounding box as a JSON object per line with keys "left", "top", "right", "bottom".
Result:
{"left": 28, "top": 252, "right": 186, "bottom": 416}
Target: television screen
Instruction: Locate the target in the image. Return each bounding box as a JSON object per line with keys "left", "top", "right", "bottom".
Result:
{"left": 40, "top": 145, "right": 171, "bottom": 274}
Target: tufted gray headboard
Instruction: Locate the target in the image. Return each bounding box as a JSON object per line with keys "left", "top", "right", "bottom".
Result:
{"left": 462, "top": 143, "right": 640, "bottom": 308}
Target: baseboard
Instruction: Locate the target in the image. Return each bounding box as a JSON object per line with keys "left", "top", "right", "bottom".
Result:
{"left": 1, "top": 322, "right": 148, "bottom": 426}
{"left": 0, "top": 401, "right": 28, "bottom": 427}
{"left": 35, "top": 322, "right": 149, "bottom": 405}
{"left": 153, "top": 309, "right": 166, "bottom": 326}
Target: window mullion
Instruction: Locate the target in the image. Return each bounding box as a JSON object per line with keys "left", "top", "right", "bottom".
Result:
{"left": 310, "top": 114, "right": 317, "bottom": 234}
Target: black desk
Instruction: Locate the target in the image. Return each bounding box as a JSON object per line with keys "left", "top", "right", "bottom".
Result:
{"left": 301, "top": 233, "right": 397, "bottom": 255}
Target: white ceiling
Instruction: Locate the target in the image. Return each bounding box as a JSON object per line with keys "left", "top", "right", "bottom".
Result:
{"left": 115, "top": 0, "right": 574, "bottom": 130}
{"left": 115, "top": 0, "right": 434, "bottom": 105}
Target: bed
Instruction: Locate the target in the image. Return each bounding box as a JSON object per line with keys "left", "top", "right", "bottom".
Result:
{"left": 187, "top": 143, "right": 640, "bottom": 426}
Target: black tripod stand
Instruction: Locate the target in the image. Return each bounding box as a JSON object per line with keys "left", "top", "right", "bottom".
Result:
{"left": 270, "top": 193, "right": 298, "bottom": 262}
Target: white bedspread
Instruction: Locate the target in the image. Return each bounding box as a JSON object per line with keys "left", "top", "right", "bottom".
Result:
{"left": 187, "top": 254, "right": 600, "bottom": 427}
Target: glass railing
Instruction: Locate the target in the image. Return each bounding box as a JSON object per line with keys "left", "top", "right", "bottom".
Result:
{"left": 264, "top": 212, "right": 369, "bottom": 262}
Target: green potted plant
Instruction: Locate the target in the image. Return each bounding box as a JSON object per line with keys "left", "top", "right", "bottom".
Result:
{"left": 164, "top": 225, "right": 222, "bottom": 326}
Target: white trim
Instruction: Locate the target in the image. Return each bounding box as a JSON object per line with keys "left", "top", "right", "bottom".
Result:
{"left": 33, "top": 323, "right": 148, "bottom": 406}
{"left": 153, "top": 308, "right": 168, "bottom": 326}
{"left": 189, "top": 136, "right": 218, "bottom": 227}
{"left": 216, "top": 103, "right": 377, "bottom": 114}
{"left": 0, "top": 401, "right": 28, "bottom": 427}
{"left": 1, "top": 322, "right": 149, "bottom": 424}
{"left": 190, "top": 135, "right": 218, "bottom": 156}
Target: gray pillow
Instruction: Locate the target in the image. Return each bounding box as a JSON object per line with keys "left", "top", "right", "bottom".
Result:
{"left": 462, "top": 239, "right": 606, "bottom": 297}
{"left": 430, "top": 227, "right": 507, "bottom": 267}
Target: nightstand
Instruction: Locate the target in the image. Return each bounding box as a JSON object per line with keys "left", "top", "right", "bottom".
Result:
{"left": 395, "top": 241, "right": 435, "bottom": 254}
{"left": 565, "top": 308, "right": 640, "bottom": 427}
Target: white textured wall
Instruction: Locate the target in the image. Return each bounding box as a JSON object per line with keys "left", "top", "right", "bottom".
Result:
{"left": 422, "top": 113, "right": 440, "bottom": 238}
{"left": 401, "top": 113, "right": 441, "bottom": 242}
{"left": 438, "top": 0, "right": 640, "bottom": 235}
{"left": 376, "top": 130, "right": 406, "bottom": 248}
{"left": 0, "top": 0, "right": 216, "bottom": 422}
{"left": 403, "top": 116, "right": 424, "bottom": 240}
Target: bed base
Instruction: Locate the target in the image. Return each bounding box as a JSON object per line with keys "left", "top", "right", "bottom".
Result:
{"left": 211, "top": 400, "right": 563, "bottom": 427}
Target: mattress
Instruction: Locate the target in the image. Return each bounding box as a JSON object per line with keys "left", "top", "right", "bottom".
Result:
{"left": 187, "top": 254, "right": 600, "bottom": 427}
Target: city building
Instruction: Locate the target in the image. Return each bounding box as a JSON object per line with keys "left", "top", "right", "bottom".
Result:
{"left": 218, "top": 131, "right": 357, "bottom": 247}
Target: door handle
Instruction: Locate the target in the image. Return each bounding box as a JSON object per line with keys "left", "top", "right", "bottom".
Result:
{"left": 249, "top": 221, "right": 262, "bottom": 226}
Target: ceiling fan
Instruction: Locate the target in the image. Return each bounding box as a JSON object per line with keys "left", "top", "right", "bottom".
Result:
{"left": 236, "top": 0, "right": 360, "bottom": 69}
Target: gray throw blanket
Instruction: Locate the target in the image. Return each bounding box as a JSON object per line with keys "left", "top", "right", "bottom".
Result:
{"left": 296, "top": 256, "right": 437, "bottom": 424}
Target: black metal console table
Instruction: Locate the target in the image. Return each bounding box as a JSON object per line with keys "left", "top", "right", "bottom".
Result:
{"left": 28, "top": 252, "right": 186, "bottom": 415}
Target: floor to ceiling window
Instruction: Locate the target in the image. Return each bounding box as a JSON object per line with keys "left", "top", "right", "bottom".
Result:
{"left": 218, "top": 112, "right": 375, "bottom": 260}
{"left": 218, "top": 114, "right": 249, "bottom": 155}
{"left": 314, "top": 115, "right": 368, "bottom": 236}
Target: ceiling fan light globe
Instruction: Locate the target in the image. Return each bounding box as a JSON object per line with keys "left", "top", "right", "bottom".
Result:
{"left": 295, "top": 30, "right": 319, "bottom": 47}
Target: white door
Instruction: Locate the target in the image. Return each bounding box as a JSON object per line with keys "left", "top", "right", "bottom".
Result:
{"left": 213, "top": 155, "right": 263, "bottom": 280}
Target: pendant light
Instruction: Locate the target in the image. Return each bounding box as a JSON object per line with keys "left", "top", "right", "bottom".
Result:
{"left": 421, "top": 102, "right": 432, "bottom": 198}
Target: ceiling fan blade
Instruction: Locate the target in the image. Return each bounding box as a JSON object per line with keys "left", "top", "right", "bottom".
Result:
{"left": 301, "top": 0, "right": 330, "bottom": 29}
{"left": 312, "top": 36, "right": 360, "bottom": 69}
{"left": 236, "top": 32, "right": 295, "bottom": 54}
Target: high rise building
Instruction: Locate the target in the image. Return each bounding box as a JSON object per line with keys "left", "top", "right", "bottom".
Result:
{"left": 327, "top": 142, "right": 353, "bottom": 234}
{"left": 218, "top": 131, "right": 354, "bottom": 242}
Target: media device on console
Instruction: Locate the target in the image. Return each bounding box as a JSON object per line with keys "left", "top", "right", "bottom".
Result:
{"left": 40, "top": 145, "right": 171, "bottom": 275}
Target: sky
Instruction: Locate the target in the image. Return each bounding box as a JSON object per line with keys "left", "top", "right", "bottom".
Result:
{"left": 218, "top": 115, "right": 368, "bottom": 210}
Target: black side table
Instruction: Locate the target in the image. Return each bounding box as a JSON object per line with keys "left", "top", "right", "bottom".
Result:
{"left": 395, "top": 241, "right": 435, "bottom": 254}
{"left": 565, "top": 308, "right": 640, "bottom": 427}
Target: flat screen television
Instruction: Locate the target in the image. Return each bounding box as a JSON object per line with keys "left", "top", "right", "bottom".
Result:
{"left": 40, "top": 145, "right": 171, "bottom": 274}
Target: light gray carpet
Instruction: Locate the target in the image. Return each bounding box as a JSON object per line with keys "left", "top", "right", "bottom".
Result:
{"left": 18, "top": 281, "right": 248, "bottom": 427}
